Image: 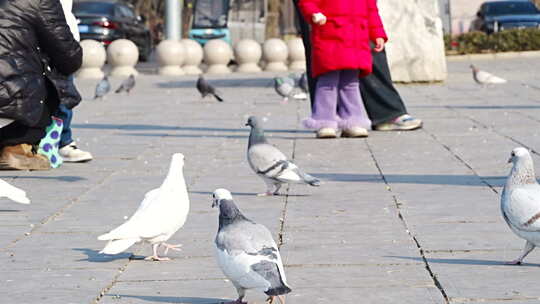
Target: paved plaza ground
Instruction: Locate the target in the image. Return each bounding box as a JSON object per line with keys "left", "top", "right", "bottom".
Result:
{"left": 2, "top": 56, "right": 540, "bottom": 304}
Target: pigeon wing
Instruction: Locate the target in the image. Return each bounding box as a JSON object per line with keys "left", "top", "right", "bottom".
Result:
{"left": 215, "top": 221, "right": 288, "bottom": 291}
{"left": 248, "top": 144, "right": 288, "bottom": 178}
{"left": 503, "top": 185, "right": 540, "bottom": 232}
{"left": 477, "top": 70, "right": 507, "bottom": 84}
{"left": 0, "top": 179, "right": 30, "bottom": 204}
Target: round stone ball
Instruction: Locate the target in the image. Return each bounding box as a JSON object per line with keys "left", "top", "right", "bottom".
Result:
{"left": 181, "top": 39, "right": 204, "bottom": 66}
{"left": 263, "top": 38, "right": 288, "bottom": 63}
{"left": 286, "top": 38, "right": 305, "bottom": 62}
{"left": 107, "top": 39, "right": 139, "bottom": 67}
{"left": 204, "top": 39, "right": 233, "bottom": 65}
{"left": 80, "top": 39, "right": 106, "bottom": 68}
{"left": 234, "top": 39, "right": 262, "bottom": 64}
{"left": 156, "top": 40, "right": 185, "bottom": 66}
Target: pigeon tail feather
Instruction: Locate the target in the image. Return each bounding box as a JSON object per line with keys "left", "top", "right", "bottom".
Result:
{"left": 115, "top": 87, "right": 123, "bottom": 94}
{"left": 265, "top": 285, "right": 292, "bottom": 296}
{"left": 99, "top": 238, "right": 138, "bottom": 254}
{"left": 213, "top": 93, "right": 224, "bottom": 102}
{"left": 298, "top": 170, "right": 321, "bottom": 186}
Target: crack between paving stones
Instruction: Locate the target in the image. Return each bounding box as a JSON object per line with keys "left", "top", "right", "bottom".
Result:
{"left": 0, "top": 171, "right": 115, "bottom": 253}
{"left": 92, "top": 133, "right": 232, "bottom": 303}
{"left": 422, "top": 128, "right": 499, "bottom": 195}
{"left": 365, "top": 140, "right": 450, "bottom": 304}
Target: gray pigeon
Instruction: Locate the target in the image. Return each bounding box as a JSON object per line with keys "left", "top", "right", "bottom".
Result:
{"left": 501, "top": 147, "right": 540, "bottom": 265}
{"left": 470, "top": 64, "right": 507, "bottom": 85}
{"left": 115, "top": 74, "right": 136, "bottom": 94}
{"left": 212, "top": 189, "right": 291, "bottom": 304}
{"left": 196, "top": 75, "right": 223, "bottom": 102}
{"left": 94, "top": 76, "right": 111, "bottom": 100}
{"left": 245, "top": 116, "right": 320, "bottom": 196}
{"left": 273, "top": 77, "right": 294, "bottom": 103}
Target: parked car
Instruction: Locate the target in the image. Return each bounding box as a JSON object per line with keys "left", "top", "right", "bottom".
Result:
{"left": 471, "top": 0, "right": 540, "bottom": 33}
{"left": 73, "top": 0, "right": 153, "bottom": 61}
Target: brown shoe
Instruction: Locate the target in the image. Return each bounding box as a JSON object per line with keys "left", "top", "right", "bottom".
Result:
{"left": 0, "top": 144, "right": 50, "bottom": 170}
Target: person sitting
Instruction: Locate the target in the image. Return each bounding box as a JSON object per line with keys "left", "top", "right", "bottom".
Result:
{"left": 0, "top": 0, "right": 83, "bottom": 170}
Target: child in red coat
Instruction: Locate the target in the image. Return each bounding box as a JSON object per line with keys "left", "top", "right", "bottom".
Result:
{"left": 299, "top": 0, "right": 387, "bottom": 138}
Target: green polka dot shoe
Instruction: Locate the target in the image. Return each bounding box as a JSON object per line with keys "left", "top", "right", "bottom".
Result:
{"left": 38, "top": 117, "right": 63, "bottom": 168}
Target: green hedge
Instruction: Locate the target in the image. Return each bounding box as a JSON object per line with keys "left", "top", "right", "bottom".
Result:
{"left": 445, "top": 28, "right": 540, "bottom": 54}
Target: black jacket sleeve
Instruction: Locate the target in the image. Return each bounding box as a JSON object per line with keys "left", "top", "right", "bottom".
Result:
{"left": 34, "top": 0, "right": 82, "bottom": 75}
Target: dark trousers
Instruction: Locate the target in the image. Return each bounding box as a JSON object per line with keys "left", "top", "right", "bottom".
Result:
{"left": 293, "top": 0, "right": 408, "bottom": 126}
{"left": 0, "top": 80, "right": 58, "bottom": 147}
{"left": 0, "top": 105, "right": 52, "bottom": 147}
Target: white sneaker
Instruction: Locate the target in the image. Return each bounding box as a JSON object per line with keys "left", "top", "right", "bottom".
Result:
{"left": 59, "top": 142, "right": 93, "bottom": 162}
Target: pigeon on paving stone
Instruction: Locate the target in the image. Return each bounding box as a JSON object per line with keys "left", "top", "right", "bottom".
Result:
{"left": 501, "top": 147, "right": 540, "bottom": 265}
{"left": 98, "top": 153, "right": 190, "bottom": 261}
{"left": 94, "top": 76, "right": 111, "bottom": 100}
{"left": 212, "top": 189, "right": 291, "bottom": 304}
{"left": 115, "top": 74, "right": 136, "bottom": 94}
{"left": 470, "top": 64, "right": 507, "bottom": 85}
{"left": 245, "top": 116, "right": 320, "bottom": 196}
{"left": 0, "top": 179, "right": 30, "bottom": 204}
{"left": 196, "top": 75, "right": 223, "bottom": 102}
{"left": 273, "top": 76, "right": 294, "bottom": 103}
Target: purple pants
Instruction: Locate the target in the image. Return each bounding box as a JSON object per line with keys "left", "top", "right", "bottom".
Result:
{"left": 304, "top": 69, "right": 371, "bottom": 129}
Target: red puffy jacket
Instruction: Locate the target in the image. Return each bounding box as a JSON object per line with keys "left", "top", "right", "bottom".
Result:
{"left": 299, "top": 0, "right": 387, "bottom": 78}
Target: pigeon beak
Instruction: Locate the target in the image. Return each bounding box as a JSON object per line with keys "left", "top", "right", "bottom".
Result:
{"left": 211, "top": 199, "right": 218, "bottom": 208}
{"left": 244, "top": 122, "right": 249, "bottom": 126}
{"left": 507, "top": 157, "right": 513, "bottom": 164}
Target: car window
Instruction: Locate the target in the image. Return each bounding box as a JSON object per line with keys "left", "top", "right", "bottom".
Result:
{"left": 485, "top": 1, "right": 539, "bottom": 16}
{"left": 116, "top": 5, "right": 136, "bottom": 19}
{"left": 192, "top": 0, "right": 229, "bottom": 28}
{"left": 73, "top": 2, "right": 115, "bottom": 16}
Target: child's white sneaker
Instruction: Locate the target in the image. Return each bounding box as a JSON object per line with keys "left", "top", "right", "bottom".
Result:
{"left": 316, "top": 128, "right": 338, "bottom": 138}
{"left": 59, "top": 142, "right": 93, "bottom": 162}
{"left": 341, "top": 127, "right": 369, "bottom": 138}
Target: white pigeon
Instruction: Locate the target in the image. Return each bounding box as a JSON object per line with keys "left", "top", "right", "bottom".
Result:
{"left": 0, "top": 178, "right": 30, "bottom": 204}
{"left": 501, "top": 147, "right": 540, "bottom": 264}
{"left": 245, "top": 116, "right": 321, "bottom": 196}
{"left": 470, "top": 64, "right": 507, "bottom": 85}
{"left": 98, "top": 153, "right": 190, "bottom": 261}
{"left": 212, "top": 189, "right": 291, "bottom": 304}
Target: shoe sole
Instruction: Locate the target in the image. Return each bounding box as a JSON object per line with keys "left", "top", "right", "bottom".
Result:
{"left": 316, "top": 133, "right": 337, "bottom": 139}
{"left": 341, "top": 133, "right": 368, "bottom": 138}
{"left": 62, "top": 156, "right": 93, "bottom": 163}
{"left": 375, "top": 122, "right": 423, "bottom": 131}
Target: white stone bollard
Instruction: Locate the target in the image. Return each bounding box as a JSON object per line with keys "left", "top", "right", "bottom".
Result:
{"left": 286, "top": 38, "right": 306, "bottom": 71}
{"left": 156, "top": 40, "right": 185, "bottom": 76}
{"left": 181, "top": 39, "right": 203, "bottom": 75}
{"left": 107, "top": 39, "right": 139, "bottom": 77}
{"left": 77, "top": 40, "right": 106, "bottom": 79}
{"left": 263, "top": 38, "right": 288, "bottom": 72}
{"left": 234, "top": 39, "right": 262, "bottom": 73}
{"left": 203, "top": 39, "right": 232, "bottom": 74}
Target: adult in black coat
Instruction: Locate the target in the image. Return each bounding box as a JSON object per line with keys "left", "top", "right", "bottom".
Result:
{"left": 0, "top": 0, "right": 83, "bottom": 170}
{"left": 293, "top": 0, "right": 422, "bottom": 132}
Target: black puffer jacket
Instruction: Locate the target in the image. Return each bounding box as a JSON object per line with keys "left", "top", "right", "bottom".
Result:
{"left": 0, "top": 0, "right": 83, "bottom": 126}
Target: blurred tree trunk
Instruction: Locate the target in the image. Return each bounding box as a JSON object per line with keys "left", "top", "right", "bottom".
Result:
{"left": 128, "top": 0, "right": 166, "bottom": 43}
{"left": 534, "top": 0, "right": 540, "bottom": 9}
{"left": 266, "top": 0, "right": 280, "bottom": 38}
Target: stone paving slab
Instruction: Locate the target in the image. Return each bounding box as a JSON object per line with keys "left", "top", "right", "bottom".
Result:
{"left": 2, "top": 58, "right": 540, "bottom": 304}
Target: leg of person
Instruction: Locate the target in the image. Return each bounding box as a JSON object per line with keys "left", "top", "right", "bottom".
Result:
{"left": 303, "top": 70, "right": 340, "bottom": 138}
{"left": 55, "top": 104, "right": 93, "bottom": 162}
{"left": 0, "top": 108, "right": 51, "bottom": 170}
{"left": 292, "top": 0, "right": 317, "bottom": 110}
{"left": 337, "top": 70, "right": 370, "bottom": 138}
{"left": 359, "top": 49, "right": 422, "bottom": 131}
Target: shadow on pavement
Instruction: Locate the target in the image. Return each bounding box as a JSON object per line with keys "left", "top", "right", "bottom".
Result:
{"left": 312, "top": 173, "right": 506, "bottom": 187}
{"left": 71, "top": 123, "right": 311, "bottom": 134}
{"left": 111, "top": 294, "right": 230, "bottom": 304}
{"left": 190, "top": 190, "right": 309, "bottom": 197}
{"left": 410, "top": 105, "right": 540, "bottom": 110}
{"left": 387, "top": 255, "right": 540, "bottom": 266}
{"left": 0, "top": 175, "right": 86, "bottom": 182}
{"left": 157, "top": 77, "right": 274, "bottom": 89}
{"left": 73, "top": 248, "right": 133, "bottom": 262}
